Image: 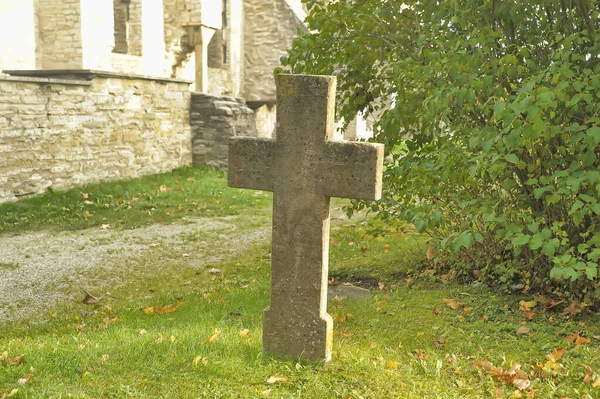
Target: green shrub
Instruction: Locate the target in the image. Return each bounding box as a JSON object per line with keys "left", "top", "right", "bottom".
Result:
{"left": 282, "top": 1, "right": 600, "bottom": 300}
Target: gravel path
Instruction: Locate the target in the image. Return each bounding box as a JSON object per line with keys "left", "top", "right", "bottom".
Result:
{"left": 0, "top": 216, "right": 270, "bottom": 324}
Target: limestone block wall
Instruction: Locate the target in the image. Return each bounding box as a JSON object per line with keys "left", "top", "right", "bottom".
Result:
{"left": 0, "top": 0, "right": 37, "bottom": 72}
{"left": 0, "top": 75, "right": 192, "bottom": 203}
{"left": 37, "top": 0, "right": 84, "bottom": 69}
{"left": 244, "top": 0, "right": 306, "bottom": 102}
{"left": 190, "top": 93, "right": 256, "bottom": 168}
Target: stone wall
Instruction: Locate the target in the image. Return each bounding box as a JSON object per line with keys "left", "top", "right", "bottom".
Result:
{"left": 0, "top": 74, "right": 192, "bottom": 203}
{"left": 244, "top": 0, "right": 306, "bottom": 102}
{"left": 37, "top": 0, "right": 85, "bottom": 69}
{"left": 190, "top": 93, "right": 256, "bottom": 168}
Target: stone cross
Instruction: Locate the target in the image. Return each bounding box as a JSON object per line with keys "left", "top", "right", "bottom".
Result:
{"left": 228, "top": 74, "right": 384, "bottom": 361}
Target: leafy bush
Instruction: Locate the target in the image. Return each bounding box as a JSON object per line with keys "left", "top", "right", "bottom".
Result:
{"left": 281, "top": 1, "right": 600, "bottom": 300}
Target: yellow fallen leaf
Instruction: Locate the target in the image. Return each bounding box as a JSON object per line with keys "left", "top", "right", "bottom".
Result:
{"left": 143, "top": 307, "right": 154, "bottom": 315}
{"left": 519, "top": 300, "right": 537, "bottom": 312}
{"left": 239, "top": 329, "right": 250, "bottom": 338}
{"left": 206, "top": 329, "right": 221, "bottom": 343}
{"left": 385, "top": 359, "right": 399, "bottom": 369}
{"left": 266, "top": 374, "right": 289, "bottom": 384}
{"left": 154, "top": 333, "right": 164, "bottom": 344}
{"left": 6, "top": 388, "right": 19, "bottom": 398}
{"left": 193, "top": 356, "right": 208, "bottom": 367}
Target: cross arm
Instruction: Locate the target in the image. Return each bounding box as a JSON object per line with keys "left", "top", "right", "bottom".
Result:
{"left": 320, "top": 141, "right": 384, "bottom": 200}
{"left": 228, "top": 137, "right": 277, "bottom": 191}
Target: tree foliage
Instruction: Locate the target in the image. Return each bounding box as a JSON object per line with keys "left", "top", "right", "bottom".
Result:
{"left": 281, "top": 0, "right": 600, "bottom": 299}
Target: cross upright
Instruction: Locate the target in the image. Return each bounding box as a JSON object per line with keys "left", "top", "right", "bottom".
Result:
{"left": 228, "top": 74, "right": 384, "bottom": 361}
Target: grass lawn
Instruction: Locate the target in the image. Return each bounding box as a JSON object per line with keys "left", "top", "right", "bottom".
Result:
{"left": 1, "top": 166, "right": 600, "bottom": 398}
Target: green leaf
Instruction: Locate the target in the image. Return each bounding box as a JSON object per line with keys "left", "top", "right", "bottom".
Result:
{"left": 505, "top": 154, "right": 519, "bottom": 164}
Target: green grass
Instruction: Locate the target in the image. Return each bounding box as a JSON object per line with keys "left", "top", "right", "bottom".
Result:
{"left": 0, "top": 166, "right": 272, "bottom": 233}
{"left": 2, "top": 167, "right": 600, "bottom": 398}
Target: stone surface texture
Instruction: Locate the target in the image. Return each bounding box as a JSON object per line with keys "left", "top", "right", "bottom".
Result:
{"left": 244, "top": 0, "right": 307, "bottom": 102}
{"left": 228, "top": 74, "right": 384, "bottom": 361}
{"left": 191, "top": 93, "right": 257, "bottom": 169}
{"left": 0, "top": 75, "right": 191, "bottom": 203}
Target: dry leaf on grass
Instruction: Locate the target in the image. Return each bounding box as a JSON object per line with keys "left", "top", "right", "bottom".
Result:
{"left": 6, "top": 355, "right": 24, "bottom": 367}
{"left": 516, "top": 326, "right": 530, "bottom": 335}
{"left": 565, "top": 332, "right": 591, "bottom": 345}
{"left": 442, "top": 298, "right": 464, "bottom": 310}
{"left": 82, "top": 293, "right": 102, "bottom": 304}
{"left": 519, "top": 300, "right": 536, "bottom": 312}
{"left": 266, "top": 375, "right": 290, "bottom": 384}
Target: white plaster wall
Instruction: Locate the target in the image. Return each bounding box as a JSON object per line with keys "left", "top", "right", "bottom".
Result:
{"left": 142, "top": 0, "right": 168, "bottom": 76}
{"left": 81, "top": 0, "right": 114, "bottom": 70}
{"left": 0, "top": 0, "right": 36, "bottom": 72}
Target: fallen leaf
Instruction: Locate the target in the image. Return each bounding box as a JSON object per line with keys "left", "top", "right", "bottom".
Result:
{"left": 442, "top": 298, "right": 463, "bottom": 310}
{"left": 519, "top": 300, "right": 537, "bottom": 312}
{"left": 154, "top": 333, "right": 164, "bottom": 344}
{"left": 266, "top": 375, "right": 290, "bottom": 384}
{"left": 516, "top": 326, "right": 530, "bottom": 335}
{"left": 6, "top": 355, "right": 24, "bottom": 366}
{"left": 100, "top": 224, "right": 111, "bottom": 230}
{"left": 82, "top": 293, "right": 102, "bottom": 304}
{"left": 143, "top": 307, "right": 154, "bottom": 315}
{"left": 522, "top": 311, "right": 536, "bottom": 320}
{"left": 100, "top": 354, "right": 109, "bottom": 361}
{"left": 239, "top": 329, "right": 250, "bottom": 338}
{"left": 193, "top": 356, "right": 208, "bottom": 367}
{"left": 384, "top": 243, "right": 390, "bottom": 249}
{"left": 330, "top": 237, "right": 340, "bottom": 245}
{"left": 565, "top": 332, "right": 591, "bottom": 345}
{"left": 206, "top": 329, "right": 221, "bottom": 343}
{"left": 583, "top": 364, "right": 595, "bottom": 383}
{"left": 475, "top": 359, "right": 495, "bottom": 371}
{"left": 159, "top": 185, "right": 172, "bottom": 192}
{"left": 513, "top": 378, "right": 531, "bottom": 390}
{"left": 17, "top": 374, "right": 31, "bottom": 385}
{"left": 564, "top": 300, "right": 584, "bottom": 316}
{"left": 426, "top": 247, "right": 437, "bottom": 260}
{"left": 385, "top": 359, "right": 399, "bottom": 369}
{"left": 5, "top": 389, "right": 19, "bottom": 398}
{"left": 547, "top": 347, "right": 565, "bottom": 362}
{"left": 434, "top": 338, "right": 446, "bottom": 347}
{"left": 463, "top": 307, "right": 473, "bottom": 315}
{"left": 406, "top": 277, "right": 414, "bottom": 287}
{"left": 413, "top": 350, "right": 427, "bottom": 360}
{"left": 432, "top": 307, "right": 442, "bottom": 315}
{"left": 209, "top": 268, "right": 222, "bottom": 274}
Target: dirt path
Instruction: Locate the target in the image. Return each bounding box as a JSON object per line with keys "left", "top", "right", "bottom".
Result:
{"left": 0, "top": 215, "right": 270, "bottom": 324}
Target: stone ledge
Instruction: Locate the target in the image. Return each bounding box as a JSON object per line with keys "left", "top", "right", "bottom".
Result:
{"left": 3, "top": 70, "right": 193, "bottom": 85}
{"left": 0, "top": 75, "right": 92, "bottom": 86}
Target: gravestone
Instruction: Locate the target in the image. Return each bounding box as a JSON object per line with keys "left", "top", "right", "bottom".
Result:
{"left": 228, "top": 74, "right": 384, "bottom": 361}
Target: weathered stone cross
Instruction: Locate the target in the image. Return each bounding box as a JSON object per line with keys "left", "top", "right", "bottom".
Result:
{"left": 228, "top": 74, "right": 384, "bottom": 361}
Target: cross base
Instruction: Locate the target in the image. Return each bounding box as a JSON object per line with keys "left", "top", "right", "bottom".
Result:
{"left": 263, "top": 308, "right": 333, "bottom": 362}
